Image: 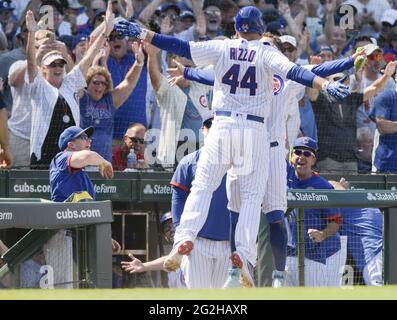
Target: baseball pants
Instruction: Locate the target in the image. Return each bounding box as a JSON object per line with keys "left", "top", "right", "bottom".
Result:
{"left": 174, "top": 116, "right": 269, "bottom": 266}
{"left": 180, "top": 237, "right": 231, "bottom": 288}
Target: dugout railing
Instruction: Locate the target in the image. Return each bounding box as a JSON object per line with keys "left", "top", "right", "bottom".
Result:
{"left": 0, "top": 198, "right": 113, "bottom": 288}
{"left": 288, "top": 189, "right": 397, "bottom": 286}
{"left": 1, "top": 171, "right": 397, "bottom": 287}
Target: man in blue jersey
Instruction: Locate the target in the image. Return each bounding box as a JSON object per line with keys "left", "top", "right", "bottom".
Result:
{"left": 285, "top": 137, "right": 346, "bottom": 286}
{"left": 330, "top": 180, "right": 383, "bottom": 286}
{"left": 50, "top": 126, "right": 114, "bottom": 202}
{"left": 48, "top": 126, "right": 119, "bottom": 287}
{"left": 370, "top": 85, "right": 397, "bottom": 173}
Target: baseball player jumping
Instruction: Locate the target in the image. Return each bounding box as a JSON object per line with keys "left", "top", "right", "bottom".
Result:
{"left": 115, "top": 6, "right": 350, "bottom": 287}
{"left": 168, "top": 34, "right": 362, "bottom": 287}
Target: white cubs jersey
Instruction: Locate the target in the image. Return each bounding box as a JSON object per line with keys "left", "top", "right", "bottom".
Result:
{"left": 189, "top": 38, "right": 295, "bottom": 118}
{"left": 268, "top": 65, "right": 311, "bottom": 140}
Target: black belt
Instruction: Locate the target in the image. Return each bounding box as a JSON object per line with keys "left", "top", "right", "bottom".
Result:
{"left": 215, "top": 111, "right": 264, "bottom": 123}
{"left": 270, "top": 141, "right": 279, "bottom": 148}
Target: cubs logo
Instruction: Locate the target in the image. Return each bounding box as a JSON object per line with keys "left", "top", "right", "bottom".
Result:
{"left": 241, "top": 23, "right": 249, "bottom": 32}
{"left": 302, "top": 137, "right": 310, "bottom": 144}
{"left": 273, "top": 74, "right": 284, "bottom": 96}
{"left": 199, "top": 95, "right": 208, "bottom": 108}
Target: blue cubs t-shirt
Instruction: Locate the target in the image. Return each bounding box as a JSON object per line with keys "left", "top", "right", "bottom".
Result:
{"left": 170, "top": 150, "right": 230, "bottom": 240}
{"left": 80, "top": 91, "right": 116, "bottom": 162}
{"left": 50, "top": 151, "right": 95, "bottom": 202}
{"left": 107, "top": 53, "right": 147, "bottom": 139}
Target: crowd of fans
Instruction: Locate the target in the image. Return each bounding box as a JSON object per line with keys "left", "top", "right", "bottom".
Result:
{"left": 1, "top": 0, "right": 397, "bottom": 174}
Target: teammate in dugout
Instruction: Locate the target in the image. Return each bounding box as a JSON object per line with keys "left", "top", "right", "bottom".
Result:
{"left": 329, "top": 179, "right": 383, "bottom": 286}
{"left": 114, "top": 6, "right": 351, "bottom": 288}
{"left": 166, "top": 34, "right": 364, "bottom": 288}
{"left": 285, "top": 137, "right": 345, "bottom": 287}
{"left": 50, "top": 126, "right": 121, "bottom": 253}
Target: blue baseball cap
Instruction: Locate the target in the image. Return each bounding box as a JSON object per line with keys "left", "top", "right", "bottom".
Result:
{"left": 58, "top": 126, "right": 94, "bottom": 151}
{"left": 72, "top": 34, "right": 88, "bottom": 49}
{"left": 180, "top": 10, "right": 195, "bottom": 21}
{"left": 158, "top": 3, "right": 180, "bottom": 15}
{"left": 293, "top": 137, "right": 318, "bottom": 153}
{"left": 0, "top": 0, "right": 14, "bottom": 12}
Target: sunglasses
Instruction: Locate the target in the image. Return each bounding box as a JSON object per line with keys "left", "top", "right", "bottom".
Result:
{"left": 382, "top": 22, "right": 393, "bottom": 28}
{"left": 368, "top": 52, "right": 383, "bottom": 61}
{"left": 49, "top": 61, "right": 66, "bottom": 68}
{"left": 92, "top": 80, "right": 108, "bottom": 87}
{"left": 293, "top": 149, "right": 314, "bottom": 157}
{"left": 283, "top": 45, "right": 296, "bottom": 53}
{"left": 75, "top": 133, "right": 90, "bottom": 141}
{"left": 128, "top": 136, "right": 145, "bottom": 144}
{"left": 204, "top": 10, "right": 221, "bottom": 17}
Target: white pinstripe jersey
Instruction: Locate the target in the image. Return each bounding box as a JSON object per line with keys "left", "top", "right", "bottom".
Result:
{"left": 268, "top": 65, "right": 312, "bottom": 140}
{"left": 189, "top": 39, "right": 295, "bottom": 118}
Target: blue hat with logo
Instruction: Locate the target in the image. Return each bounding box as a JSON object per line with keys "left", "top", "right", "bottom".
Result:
{"left": 180, "top": 10, "right": 195, "bottom": 21}
{"left": 293, "top": 137, "right": 318, "bottom": 153}
{"left": 158, "top": 3, "right": 180, "bottom": 15}
{"left": 58, "top": 126, "right": 94, "bottom": 151}
{"left": 0, "top": 0, "right": 14, "bottom": 12}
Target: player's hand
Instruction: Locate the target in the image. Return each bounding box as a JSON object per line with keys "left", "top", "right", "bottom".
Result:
{"left": 99, "top": 160, "right": 114, "bottom": 179}
{"left": 112, "top": 238, "right": 121, "bottom": 254}
{"left": 0, "top": 147, "right": 13, "bottom": 169}
{"left": 324, "top": 78, "right": 350, "bottom": 101}
{"left": 166, "top": 59, "right": 185, "bottom": 87}
{"left": 339, "top": 177, "right": 350, "bottom": 189}
{"left": 307, "top": 229, "right": 325, "bottom": 242}
{"left": 115, "top": 20, "right": 144, "bottom": 39}
{"left": 352, "top": 47, "right": 365, "bottom": 61}
{"left": 121, "top": 253, "right": 146, "bottom": 273}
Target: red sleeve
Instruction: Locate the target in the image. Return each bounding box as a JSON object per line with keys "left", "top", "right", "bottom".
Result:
{"left": 67, "top": 154, "right": 82, "bottom": 174}
{"left": 170, "top": 181, "right": 190, "bottom": 192}
{"left": 325, "top": 212, "right": 342, "bottom": 225}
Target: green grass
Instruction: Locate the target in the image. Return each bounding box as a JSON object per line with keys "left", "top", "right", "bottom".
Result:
{"left": 1, "top": 286, "right": 397, "bottom": 300}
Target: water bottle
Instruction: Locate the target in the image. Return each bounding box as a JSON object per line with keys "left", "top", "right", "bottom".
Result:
{"left": 127, "top": 149, "right": 137, "bottom": 168}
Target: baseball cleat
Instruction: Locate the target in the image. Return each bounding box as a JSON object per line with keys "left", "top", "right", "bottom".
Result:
{"left": 230, "top": 252, "right": 255, "bottom": 288}
{"left": 272, "top": 270, "right": 286, "bottom": 288}
{"left": 222, "top": 268, "right": 242, "bottom": 288}
{"left": 163, "top": 240, "right": 193, "bottom": 272}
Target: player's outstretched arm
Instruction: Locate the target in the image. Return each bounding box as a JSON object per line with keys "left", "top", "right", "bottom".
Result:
{"left": 121, "top": 253, "right": 167, "bottom": 272}
{"left": 310, "top": 49, "right": 366, "bottom": 77}
{"left": 286, "top": 65, "right": 350, "bottom": 101}
{"left": 114, "top": 20, "right": 193, "bottom": 60}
